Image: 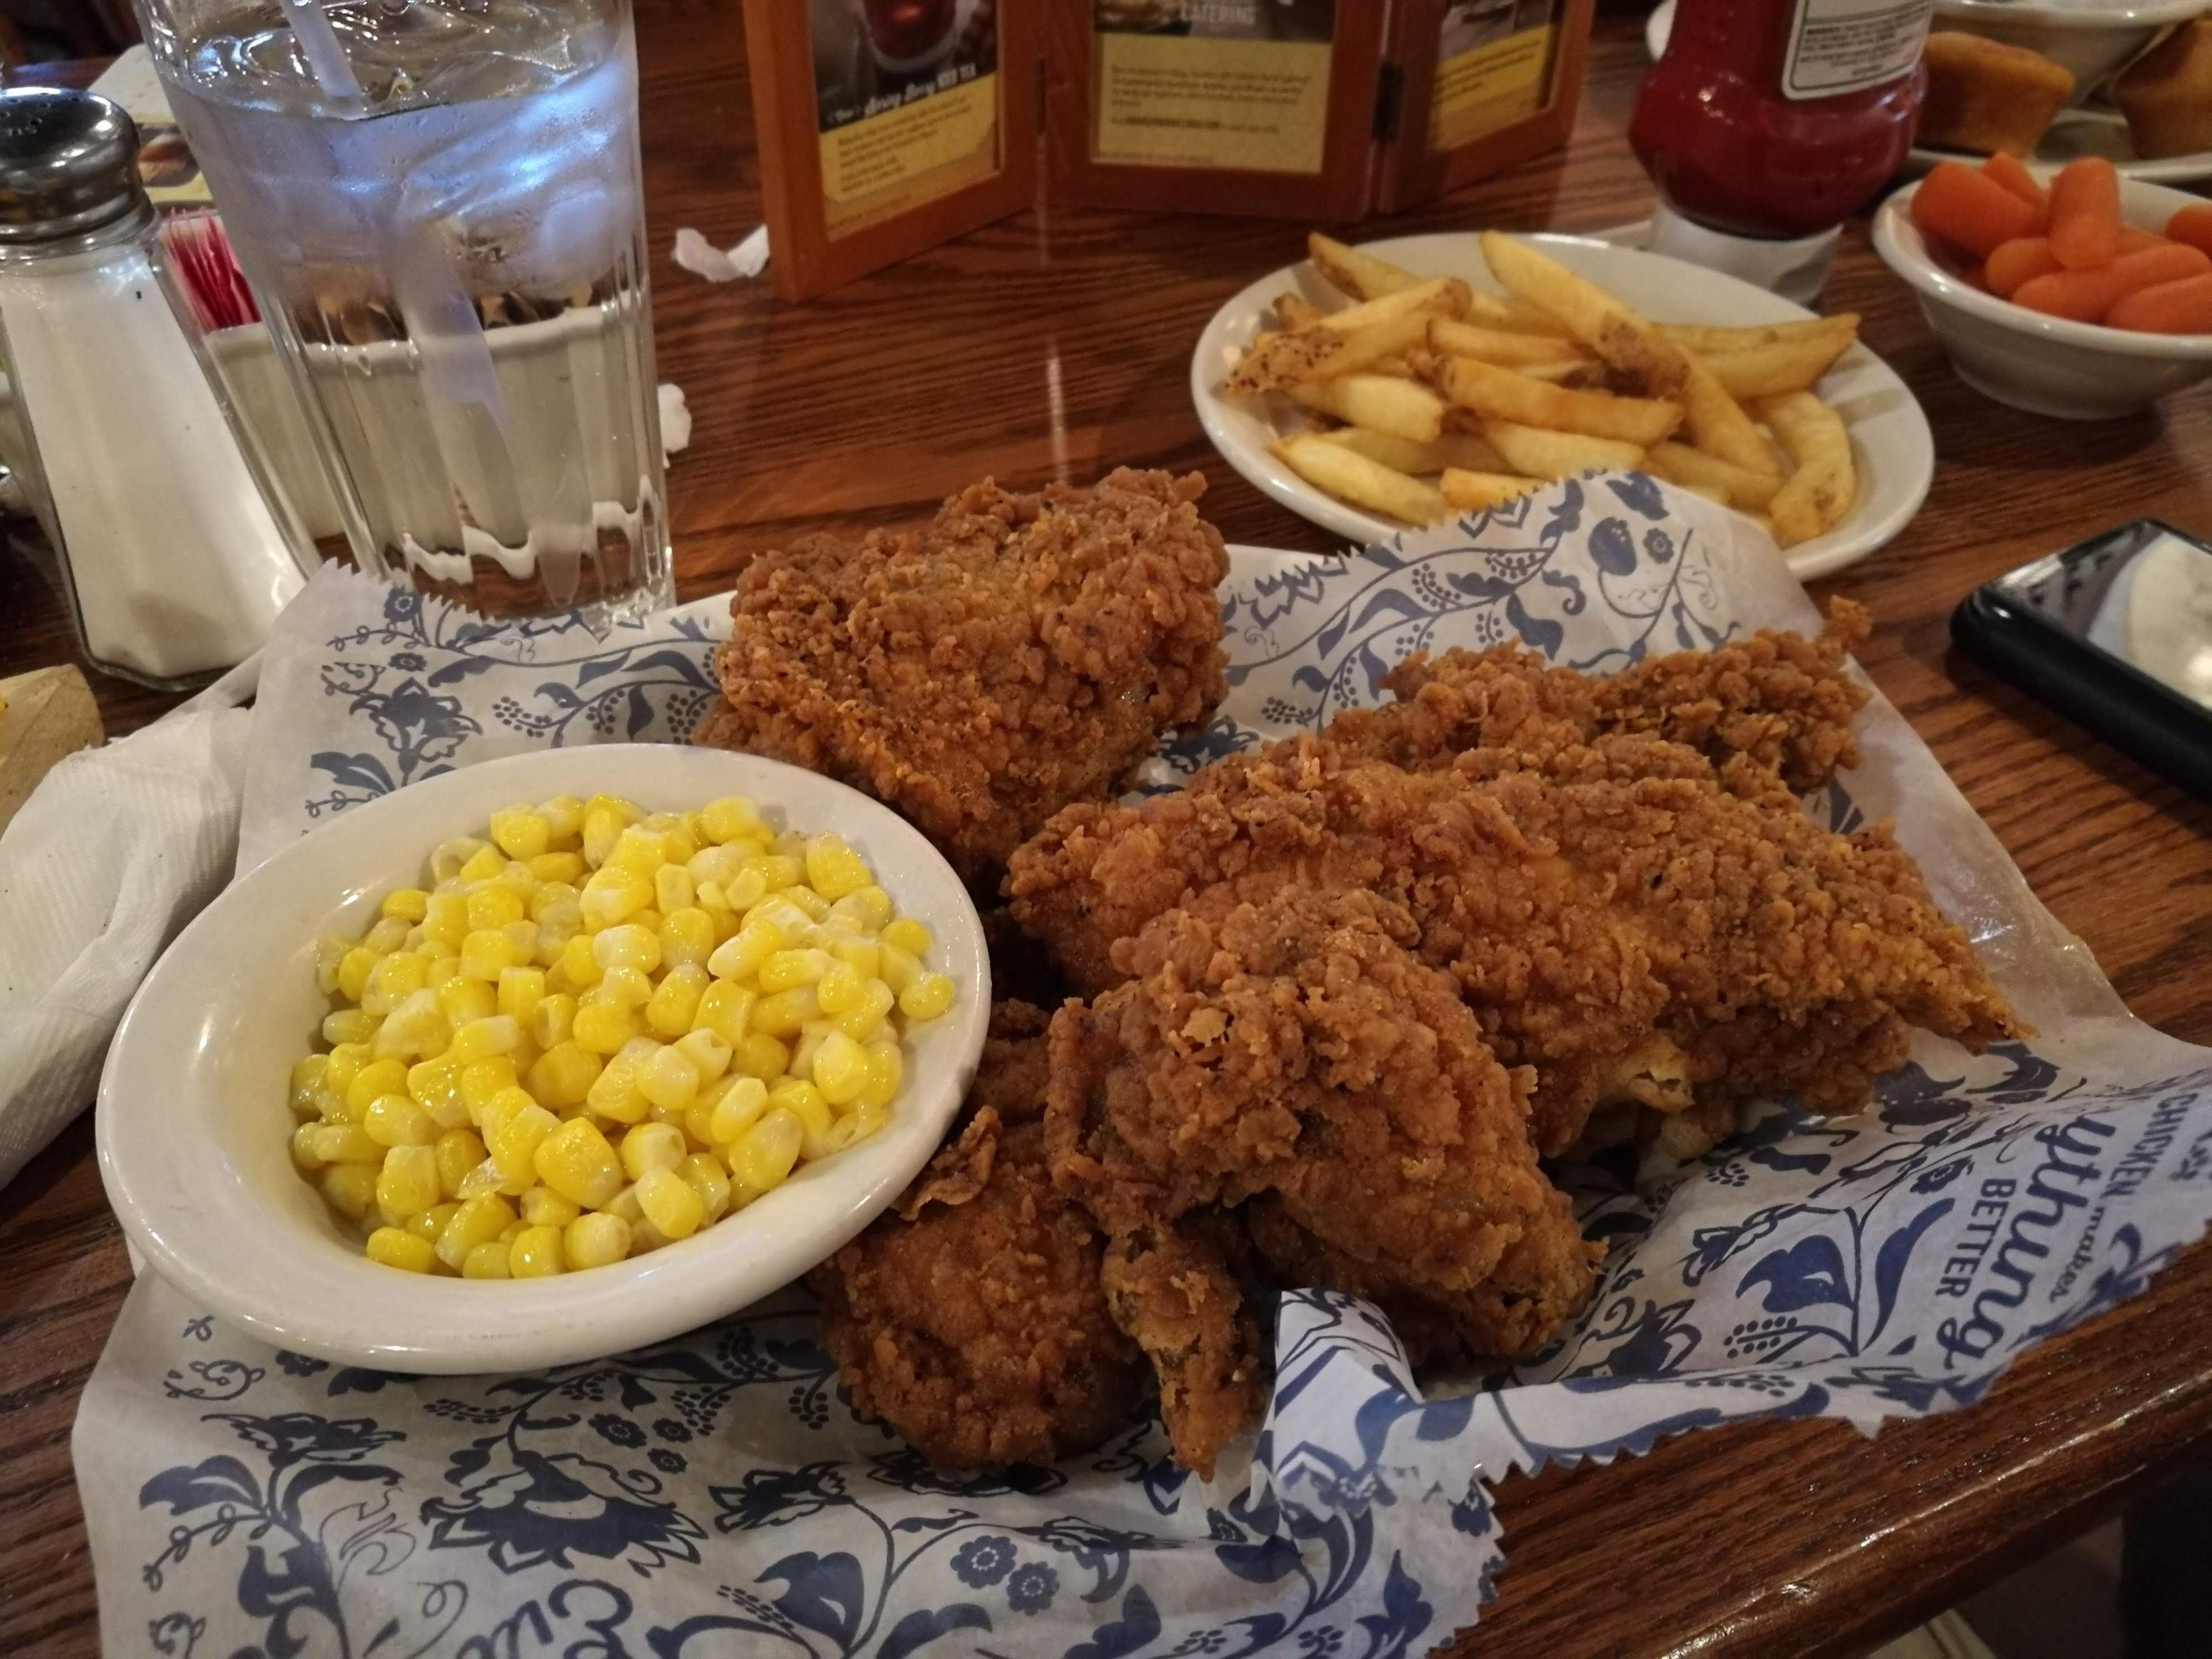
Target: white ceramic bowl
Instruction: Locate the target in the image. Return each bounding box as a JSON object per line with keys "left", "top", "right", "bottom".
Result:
{"left": 1929, "top": 0, "right": 2202, "bottom": 101}
{"left": 1873, "top": 173, "right": 2212, "bottom": 418}
{"left": 1193, "top": 230, "right": 1935, "bottom": 582}
{"left": 96, "top": 744, "right": 991, "bottom": 1373}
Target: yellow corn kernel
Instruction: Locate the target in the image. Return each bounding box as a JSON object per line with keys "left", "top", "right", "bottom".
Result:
{"left": 718, "top": 864, "right": 770, "bottom": 914}
{"left": 878, "top": 943, "right": 922, "bottom": 995}
{"left": 422, "top": 891, "right": 470, "bottom": 946}
{"left": 528, "top": 1040, "right": 603, "bottom": 1110}
{"left": 592, "top": 964, "right": 654, "bottom": 1010}
{"left": 592, "top": 923, "right": 662, "bottom": 976}
{"left": 558, "top": 932, "right": 603, "bottom": 988}
{"left": 767, "top": 1079, "right": 835, "bottom": 1158}
{"left": 433, "top": 1193, "right": 516, "bottom": 1269}
{"left": 607, "top": 824, "right": 670, "bottom": 875}
{"left": 677, "top": 1152, "right": 732, "bottom": 1222}
{"left": 748, "top": 854, "right": 801, "bottom": 893}
{"left": 317, "top": 1084, "right": 362, "bottom": 1126}
{"left": 700, "top": 796, "right": 763, "bottom": 844}
{"left": 435, "top": 1128, "right": 487, "bottom": 1197}
{"left": 438, "top": 976, "right": 498, "bottom": 1027}
{"left": 520, "top": 1185, "right": 582, "bottom": 1228}
{"left": 759, "top": 949, "right": 831, "bottom": 994}
{"left": 709, "top": 1076, "right": 771, "bottom": 1145}
{"left": 290, "top": 1053, "right": 330, "bottom": 1111}
{"left": 584, "top": 1051, "right": 649, "bottom": 1124}
{"left": 487, "top": 806, "right": 552, "bottom": 862}
{"left": 457, "top": 844, "right": 507, "bottom": 884}
{"left": 814, "top": 961, "right": 868, "bottom": 1016}
{"left": 729, "top": 1108, "right": 805, "bottom": 1191}
{"left": 498, "top": 1219, "right": 526, "bottom": 1242}
{"left": 490, "top": 1103, "right": 559, "bottom": 1186}
{"left": 509, "top": 1224, "right": 567, "bottom": 1277}
{"left": 573, "top": 1000, "right": 641, "bottom": 1056}
{"left": 447, "top": 1015, "right": 519, "bottom": 1066}
{"left": 579, "top": 870, "right": 652, "bottom": 931}
{"left": 365, "top": 1093, "right": 438, "bottom": 1149}
{"left": 706, "top": 925, "right": 777, "bottom": 984}
{"left": 502, "top": 921, "right": 541, "bottom": 968}
{"left": 496, "top": 966, "right": 547, "bottom": 1026}
{"left": 291, "top": 1121, "right": 326, "bottom": 1171}
{"left": 459, "top": 929, "right": 521, "bottom": 980}
{"left": 607, "top": 1183, "right": 645, "bottom": 1225}
{"left": 376, "top": 1144, "right": 442, "bottom": 1219}
{"left": 344, "top": 1058, "right": 408, "bottom": 1117}
{"left": 366, "top": 1226, "right": 436, "bottom": 1272}
{"left": 380, "top": 887, "right": 430, "bottom": 925}
{"left": 321, "top": 1007, "right": 379, "bottom": 1048}
{"left": 459, "top": 1055, "right": 519, "bottom": 1115}
{"left": 646, "top": 963, "right": 709, "bottom": 1037}
{"left": 431, "top": 835, "right": 487, "bottom": 882}
{"left": 840, "top": 1101, "right": 892, "bottom": 1149}
{"left": 360, "top": 951, "right": 428, "bottom": 1017}
{"left": 461, "top": 1240, "right": 512, "bottom": 1278}
{"left": 579, "top": 806, "right": 624, "bottom": 868}
{"left": 372, "top": 990, "right": 448, "bottom": 1061}
{"left": 563, "top": 1211, "right": 632, "bottom": 1269}
{"left": 314, "top": 933, "right": 350, "bottom": 995}
{"left": 859, "top": 1040, "right": 902, "bottom": 1109}
{"left": 634, "top": 1044, "right": 696, "bottom": 1112}
{"left": 840, "top": 885, "right": 895, "bottom": 931}
{"left": 790, "top": 1024, "right": 827, "bottom": 1082}
{"left": 465, "top": 885, "right": 524, "bottom": 933}
{"left": 798, "top": 836, "right": 865, "bottom": 900}
{"left": 750, "top": 987, "right": 820, "bottom": 1037}
{"left": 660, "top": 907, "right": 714, "bottom": 974}
{"left": 899, "top": 974, "right": 955, "bottom": 1022}
{"left": 336, "top": 946, "right": 380, "bottom": 1003}
{"left": 405, "top": 1200, "right": 459, "bottom": 1246}
{"left": 619, "top": 1120, "right": 688, "bottom": 1181}
{"left": 323, "top": 1043, "right": 368, "bottom": 1097}
{"left": 660, "top": 823, "right": 699, "bottom": 866}
{"left": 534, "top": 1116, "right": 626, "bottom": 1209}
{"left": 810, "top": 1031, "right": 870, "bottom": 1106}
{"left": 782, "top": 887, "right": 830, "bottom": 922}
{"left": 535, "top": 793, "right": 585, "bottom": 843}
{"left": 529, "top": 993, "right": 578, "bottom": 1050}
{"left": 320, "top": 1162, "right": 379, "bottom": 1220}
{"left": 672, "top": 1027, "right": 732, "bottom": 1085}
{"left": 692, "top": 981, "right": 755, "bottom": 1047}
{"left": 634, "top": 1165, "right": 705, "bottom": 1240}
{"left": 732, "top": 1032, "right": 790, "bottom": 1082}
{"left": 879, "top": 915, "right": 931, "bottom": 957}
{"left": 832, "top": 979, "right": 895, "bottom": 1043}
{"left": 654, "top": 863, "right": 695, "bottom": 918}
{"left": 362, "top": 915, "right": 410, "bottom": 955}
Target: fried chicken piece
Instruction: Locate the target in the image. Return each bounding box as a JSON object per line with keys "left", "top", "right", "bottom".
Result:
{"left": 1099, "top": 1217, "right": 1266, "bottom": 1478}
{"left": 813, "top": 1003, "right": 1146, "bottom": 1469}
{"left": 1012, "top": 730, "right": 2021, "bottom": 1157}
{"left": 695, "top": 468, "right": 1230, "bottom": 884}
{"left": 1318, "top": 599, "right": 1870, "bottom": 790}
{"left": 1047, "top": 891, "right": 1600, "bottom": 1472}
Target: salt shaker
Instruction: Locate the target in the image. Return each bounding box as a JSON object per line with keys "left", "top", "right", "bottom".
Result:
{"left": 0, "top": 86, "right": 308, "bottom": 689}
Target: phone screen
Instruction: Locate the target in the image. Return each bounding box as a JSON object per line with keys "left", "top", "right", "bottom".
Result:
{"left": 1989, "top": 521, "right": 2212, "bottom": 712}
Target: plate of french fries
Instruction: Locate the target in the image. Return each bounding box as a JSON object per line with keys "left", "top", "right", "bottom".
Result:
{"left": 1193, "top": 229, "right": 1934, "bottom": 579}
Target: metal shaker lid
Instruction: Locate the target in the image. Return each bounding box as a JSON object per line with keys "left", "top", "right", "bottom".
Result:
{"left": 0, "top": 86, "right": 147, "bottom": 244}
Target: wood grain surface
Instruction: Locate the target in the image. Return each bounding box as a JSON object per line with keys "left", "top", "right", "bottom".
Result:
{"left": 3, "top": 3, "right": 2211, "bottom": 1653}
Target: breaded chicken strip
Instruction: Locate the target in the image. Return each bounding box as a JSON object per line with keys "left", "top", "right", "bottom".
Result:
{"left": 1047, "top": 891, "right": 1599, "bottom": 1473}
{"left": 812, "top": 1004, "right": 1146, "bottom": 1468}
{"left": 696, "top": 468, "right": 1230, "bottom": 884}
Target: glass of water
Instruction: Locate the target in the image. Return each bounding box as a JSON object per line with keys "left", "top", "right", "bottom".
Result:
{"left": 134, "top": 0, "right": 671, "bottom": 626}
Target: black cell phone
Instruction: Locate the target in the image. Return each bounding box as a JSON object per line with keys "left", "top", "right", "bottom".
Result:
{"left": 1951, "top": 519, "right": 2212, "bottom": 800}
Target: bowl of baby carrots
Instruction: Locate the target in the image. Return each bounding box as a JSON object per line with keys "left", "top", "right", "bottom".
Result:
{"left": 1873, "top": 153, "right": 2212, "bottom": 418}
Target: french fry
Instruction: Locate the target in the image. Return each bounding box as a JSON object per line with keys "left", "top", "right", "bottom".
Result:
{"left": 1368, "top": 355, "right": 1415, "bottom": 378}
{"left": 1274, "top": 433, "right": 1450, "bottom": 524}
{"left": 1656, "top": 316, "right": 1858, "bottom": 354}
{"left": 1641, "top": 441, "right": 1783, "bottom": 509}
{"left": 1464, "top": 290, "right": 1562, "bottom": 333}
{"left": 1429, "top": 317, "right": 1591, "bottom": 367}
{"left": 1312, "top": 276, "right": 1457, "bottom": 334}
{"left": 1482, "top": 419, "right": 1645, "bottom": 478}
{"left": 1225, "top": 307, "right": 1434, "bottom": 393}
{"left": 1435, "top": 355, "right": 1683, "bottom": 446}
{"left": 1758, "top": 392, "right": 1855, "bottom": 547}
{"left": 1697, "top": 330, "right": 1855, "bottom": 399}
{"left": 1290, "top": 374, "right": 1447, "bottom": 442}
{"left": 1517, "top": 361, "right": 1604, "bottom": 386}
{"left": 1680, "top": 364, "right": 1780, "bottom": 475}
{"left": 1319, "top": 425, "right": 1512, "bottom": 475}
{"left": 1308, "top": 232, "right": 1420, "bottom": 300}
{"left": 1439, "top": 468, "right": 1547, "bottom": 512}
{"left": 1276, "top": 290, "right": 1327, "bottom": 330}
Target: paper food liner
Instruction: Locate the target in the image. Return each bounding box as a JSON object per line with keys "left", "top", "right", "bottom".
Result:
{"left": 77, "top": 480, "right": 2212, "bottom": 1656}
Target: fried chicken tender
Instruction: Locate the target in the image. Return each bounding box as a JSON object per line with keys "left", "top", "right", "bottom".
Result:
{"left": 695, "top": 468, "right": 1230, "bottom": 884}
{"left": 812, "top": 1004, "right": 1147, "bottom": 1469}
{"left": 1047, "top": 891, "right": 1600, "bottom": 1473}
{"left": 1012, "top": 725, "right": 2020, "bottom": 1157}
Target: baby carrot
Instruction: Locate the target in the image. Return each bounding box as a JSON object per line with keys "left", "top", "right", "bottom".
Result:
{"left": 2013, "top": 242, "right": 2211, "bottom": 323}
{"left": 2107, "top": 271, "right": 2212, "bottom": 334}
{"left": 1985, "top": 237, "right": 2061, "bottom": 299}
{"left": 1912, "top": 161, "right": 2042, "bottom": 257}
{"left": 2115, "top": 226, "right": 2168, "bottom": 256}
{"left": 1979, "top": 153, "right": 2049, "bottom": 225}
{"left": 2165, "top": 202, "right": 2212, "bottom": 259}
{"left": 2047, "top": 157, "right": 2120, "bottom": 271}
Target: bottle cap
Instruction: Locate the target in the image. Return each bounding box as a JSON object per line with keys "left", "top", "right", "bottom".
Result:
{"left": 0, "top": 86, "right": 147, "bottom": 245}
{"left": 1648, "top": 199, "right": 1839, "bottom": 307}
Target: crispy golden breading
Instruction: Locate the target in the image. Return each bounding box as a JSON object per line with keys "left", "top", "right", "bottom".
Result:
{"left": 1047, "top": 891, "right": 1600, "bottom": 1472}
{"left": 813, "top": 1005, "right": 1146, "bottom": 1469}
{"left": 1099, "top": 1218, "right": 1267, "bottom": 1479}
{"left": 696, "top": 468, "right": 1230, "bottom": 884}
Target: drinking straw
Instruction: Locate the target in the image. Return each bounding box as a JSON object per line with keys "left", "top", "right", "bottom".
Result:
{"left": 279, "top": 0, "right": 366, "bottom": 104}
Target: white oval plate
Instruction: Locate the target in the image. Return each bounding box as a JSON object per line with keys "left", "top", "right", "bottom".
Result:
{"left": 1192, "top": 231, "right": 1935, "bottom": 582}
{"left": 97, "top": 744, "right": 991, "bottom": 1373}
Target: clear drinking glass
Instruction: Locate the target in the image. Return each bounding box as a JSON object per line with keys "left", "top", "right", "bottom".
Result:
{"left": 132, "top": 0, "right": 671, "bottom": 627}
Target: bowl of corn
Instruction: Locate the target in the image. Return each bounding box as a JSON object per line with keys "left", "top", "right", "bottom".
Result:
{"left": 96, "top": 744, "right": 990, "bottom": 1372}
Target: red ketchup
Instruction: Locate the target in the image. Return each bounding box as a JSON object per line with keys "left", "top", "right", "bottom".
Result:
{"left": 1632, "top": 0, "right": 1931, "bottom": 260}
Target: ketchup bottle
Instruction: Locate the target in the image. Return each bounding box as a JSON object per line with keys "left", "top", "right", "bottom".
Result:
{"left": 1630, "top": 0, "right": 1932, "bottom": 300}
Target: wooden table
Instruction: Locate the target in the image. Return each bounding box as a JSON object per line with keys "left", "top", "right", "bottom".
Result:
{"left": 6, "top": 5, "right": 2212, "bottom": 1653}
